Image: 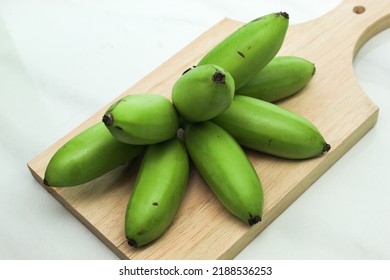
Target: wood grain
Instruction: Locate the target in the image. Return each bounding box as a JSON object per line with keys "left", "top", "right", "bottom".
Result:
{"left": 27, "top": 0, "right": 389, "bottom": 259}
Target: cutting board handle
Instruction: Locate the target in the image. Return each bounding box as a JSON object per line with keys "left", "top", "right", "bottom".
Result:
{"left": 343, "top": 0, "right": 390, "bottom": 56}
{"left": 284, "top": 0, "right": 390, "bottom": 62}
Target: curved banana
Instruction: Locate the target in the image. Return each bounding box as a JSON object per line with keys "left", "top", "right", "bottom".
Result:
{"left": 44, "top": 122, "right": 144, "bottom": 187}
{"left": 102, "top": 94, "right": 179, "bottom": 145}
{"left": 236, "top": 56, "right": 316, "bottom": 102}
{"left": 125, "top": 137, "right": 189, "bottom": 248}
{"left": 183, "top": 121, "right": 263, "bottom": 226}
{"left": 198, "top": 12, "right": 289, "bottom": 89}
{"left": 172, "top": 64, "right": 235, "bottom": 122}
{"left": 211, "top": 95, "right": 331, "bottom": 159}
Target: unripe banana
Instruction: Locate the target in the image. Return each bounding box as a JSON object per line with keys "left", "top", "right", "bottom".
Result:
{"left": 211, "top": 95, "right": 331, "bottom": 159}
{"left": 183, "top": 121, "right": 263, "bottom": 226}
{"left": 198, "top": 12, "right": 289, "bottom": 90}
{"left": 236, "top": 56, "right": 316, "bottom": 102}
{"left": 44, "top": 122, "right": 144, "bottom": 187}
{"left": 125, "top": 137, "right": 189, "bottom": 248}
{"left": 102, "top": 94, "right": 179, "bottom": 145}
{"left": 172, "top": 64, "right": 235, "bottom": 122}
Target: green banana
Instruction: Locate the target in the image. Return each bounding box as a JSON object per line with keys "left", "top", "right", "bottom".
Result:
{"left": 198, "top": 12, "right": 289, "bottom": 90}
{"left": 211, "top": 95, "right": 331, "bottom": 159}
{"left": 44, "top": 122, "right": 144, "bottom": 187}
{"left": 125, "top": 137, "right": 189, "bottom": 248}
{"left": 236, "top": 56, "right": 316, "bottom": 102}
{"left": 102, "top": 93, "right": 179, "bottom": 145}
{"left": 183, "top": 121, "right": 263, "bottom": 226}
{"left": 172, "top": 64, "right": 235, "bottom": 122}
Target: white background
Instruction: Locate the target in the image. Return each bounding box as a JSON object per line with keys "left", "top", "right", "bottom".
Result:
{"left": 0, "top": 0, "right": 389, "bottom": 259}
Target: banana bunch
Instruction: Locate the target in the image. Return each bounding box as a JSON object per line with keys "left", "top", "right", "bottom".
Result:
{"left": 43, "top": 12, "right": 331, "bottom": 248}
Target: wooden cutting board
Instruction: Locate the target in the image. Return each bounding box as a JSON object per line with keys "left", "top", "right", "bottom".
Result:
{"left": 27, "top": 0, "right": 389, "bottom": 259}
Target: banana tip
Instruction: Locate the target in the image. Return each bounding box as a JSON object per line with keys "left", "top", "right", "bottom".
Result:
{"left": 323, "top": 143, "right": 331, "bottom": 154}
{"left": 43, "top": 178, "right": 50, "bottom": 186}
{"left": 102, "top": 113, "right": 114, "bottom": 126}
{"left": 127, "top": 238, "right": 138, "bottom": 248}
{"left": 212, "top": 70, "right": 226, "bottom": 84}
{"left": 248, "top": 215, "right": 261, "bottom": 226}
{"left": 278, "top": 11, "right": 289, "bottom": 19}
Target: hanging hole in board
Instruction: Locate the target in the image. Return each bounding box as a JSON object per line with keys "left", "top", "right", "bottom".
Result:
{"left": 353, "top": 6, "right": 366, "bottom": 14}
